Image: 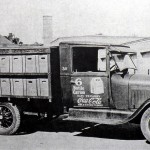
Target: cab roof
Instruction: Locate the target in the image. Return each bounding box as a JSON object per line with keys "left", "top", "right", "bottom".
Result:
{"left": 52, "top": 41, "right": 136, "bottom": 54}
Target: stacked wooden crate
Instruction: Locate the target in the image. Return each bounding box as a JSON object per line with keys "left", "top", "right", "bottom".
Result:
{"left": 0, "top": 48, "right": 51, "bottom": 98}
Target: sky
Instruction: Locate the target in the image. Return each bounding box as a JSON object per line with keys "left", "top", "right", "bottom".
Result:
{"left": 0, "top": 0, "right": 150, "bottom": 44}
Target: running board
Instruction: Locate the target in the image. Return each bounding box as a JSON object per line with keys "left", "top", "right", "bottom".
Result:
{"left": 65, "top": 108, "right": 134, "bottom": 125}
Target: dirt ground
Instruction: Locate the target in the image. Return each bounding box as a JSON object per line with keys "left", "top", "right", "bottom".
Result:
{"left": 0, "top": 116, "right": 149, "bottom": 150}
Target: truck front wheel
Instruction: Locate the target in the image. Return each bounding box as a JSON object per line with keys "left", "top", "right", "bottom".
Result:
{"left": 0, "top": 103, "right": 21, "bottom": 135}
{"left": 140, "top": 107, "right": 150, "bottom": 142}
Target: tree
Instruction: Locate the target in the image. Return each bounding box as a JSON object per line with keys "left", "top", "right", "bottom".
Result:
{"left": 5, "top": 33, "right": 23, "bottom": 45}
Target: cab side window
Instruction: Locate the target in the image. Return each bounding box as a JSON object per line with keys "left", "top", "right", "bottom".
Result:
{"left": 72, "top": 47, "right": 106, "bottom": 72}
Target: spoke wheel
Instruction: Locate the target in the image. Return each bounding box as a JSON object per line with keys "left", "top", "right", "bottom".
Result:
{"left": 0, "top": 103, "right": 21, "bottom": 135}
{"left": 140, "top": 107, "right": 150, "bottom": 142}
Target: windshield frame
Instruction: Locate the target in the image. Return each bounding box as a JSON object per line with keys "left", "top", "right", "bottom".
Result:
{"left": 109, "top": 50, "right": 137, "bottom": 72}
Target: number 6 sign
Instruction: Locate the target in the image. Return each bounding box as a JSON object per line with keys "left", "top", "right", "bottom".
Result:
{"left": 75, "top": 78, "right": 82, "bottom": 86}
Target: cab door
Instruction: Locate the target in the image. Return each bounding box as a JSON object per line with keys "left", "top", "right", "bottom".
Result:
{"left": 71, "top": 46, "right": 109, "bottom": 108}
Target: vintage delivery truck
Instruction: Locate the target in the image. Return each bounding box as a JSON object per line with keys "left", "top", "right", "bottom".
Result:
{"left": 0, "top": 42, "right": 150, "bottom": 142}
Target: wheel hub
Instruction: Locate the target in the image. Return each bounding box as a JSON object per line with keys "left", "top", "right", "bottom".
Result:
{"left": 0, "top": 106, "right": 13, "bottom": 128}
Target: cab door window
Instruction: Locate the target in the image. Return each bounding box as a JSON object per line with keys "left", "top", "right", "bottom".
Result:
{"left": 72, "top": 47, "right": 106, "bottom": 72}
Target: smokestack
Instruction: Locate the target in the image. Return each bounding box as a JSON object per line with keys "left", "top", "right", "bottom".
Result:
{"left": 43, "top": 16, "right": 53, "bottom": 46}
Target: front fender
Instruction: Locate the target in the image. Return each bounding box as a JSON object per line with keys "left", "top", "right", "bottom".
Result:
{"left": 124, "top": 99, "right": 150, "bottom": 124}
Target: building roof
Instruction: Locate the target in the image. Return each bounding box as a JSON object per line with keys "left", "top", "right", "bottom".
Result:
{"left": 50, "top": 35, "right": 144, "bottom": 47}
{"left": 124, "top": 37, "right": 150, "bottom": 52}
{"left": 0, "top": 34, "right": 18, "bottom": 48}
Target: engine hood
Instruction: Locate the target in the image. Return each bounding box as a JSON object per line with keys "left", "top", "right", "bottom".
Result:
{"left": 111, "top": 73, "right": 150, "bottom": 110}
{"left": 129, "top": 74, "right": 150, "bottom": 108}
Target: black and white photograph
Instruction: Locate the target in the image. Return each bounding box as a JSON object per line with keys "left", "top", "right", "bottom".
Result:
{"left": 0, "top": 0, "right": 150, "bottom": 149}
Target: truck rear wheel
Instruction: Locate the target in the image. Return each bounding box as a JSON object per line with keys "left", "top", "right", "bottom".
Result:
{"left": 0, "top": 103, "right": 21, "bottom": 135}
{"left": 140, "top": 107, "right": 150, "bottom": 142}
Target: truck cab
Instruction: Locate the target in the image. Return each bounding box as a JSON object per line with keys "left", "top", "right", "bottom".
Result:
{"left": 58, "top": 42, "right": 137, "bottom": 110}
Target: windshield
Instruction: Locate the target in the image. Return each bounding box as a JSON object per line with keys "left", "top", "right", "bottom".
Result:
{"left": 110, "top": 52, "right": 137, "bottom": 73}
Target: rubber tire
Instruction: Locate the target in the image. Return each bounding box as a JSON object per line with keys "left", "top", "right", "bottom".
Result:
{"left": 0, "top": 103, "right": 21, "bottom": 135}
{"left": 140, "top": 107, "right": 150, "bottom": 142}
